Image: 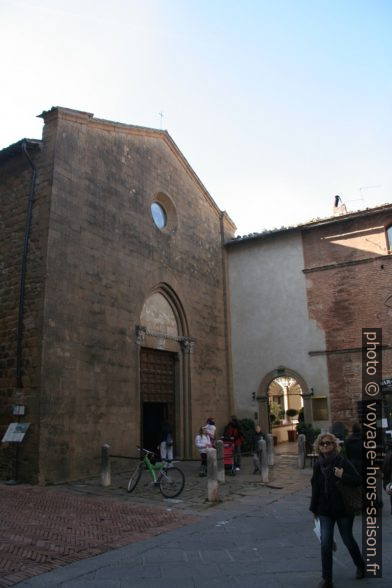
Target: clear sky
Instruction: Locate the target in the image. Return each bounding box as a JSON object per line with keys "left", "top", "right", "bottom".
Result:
{"left": 1, "top": 0, "right": 391, "bottom": 235}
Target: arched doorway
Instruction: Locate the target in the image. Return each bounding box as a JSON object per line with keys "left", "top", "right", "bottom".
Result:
{"left": 135, "top": 284, "right": 194, "bottom": 458}
{"left": 268, "top": 377, "right": 303, "bottom": 442}
{"left": 139, "top": 347, "right": 176, "bottom": 453}
{"left": 257, "top": 367, "right": 312, "bottom": 441}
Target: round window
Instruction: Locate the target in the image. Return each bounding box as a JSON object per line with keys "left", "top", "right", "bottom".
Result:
{"left": 151, "top": 202, "right": 167, "bottom": 230}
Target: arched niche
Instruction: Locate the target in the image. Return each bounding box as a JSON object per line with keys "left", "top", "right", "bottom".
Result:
{"left": 136, "top": 284, "right": 193, "bottom": 458}
{"left": 140, "top": 292, "right": 179, "bottom": 337}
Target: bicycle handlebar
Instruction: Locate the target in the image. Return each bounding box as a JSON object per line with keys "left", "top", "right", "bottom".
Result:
{"left": 136, "top": 446, "right": 154, "bottom": 456}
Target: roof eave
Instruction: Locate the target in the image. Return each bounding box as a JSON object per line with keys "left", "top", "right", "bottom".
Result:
{"left": 226, "top": 202, "right": 392, "bottom": 247}
{"left": 0, "top": 139, "right": 42, "bottom": 164}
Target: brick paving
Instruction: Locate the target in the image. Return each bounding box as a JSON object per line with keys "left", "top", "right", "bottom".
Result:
{"left": 0, "top": 484, "right": 194, "bottom": 588}
{"left": 0, "top": 444, "right": 308, "bottom": 587}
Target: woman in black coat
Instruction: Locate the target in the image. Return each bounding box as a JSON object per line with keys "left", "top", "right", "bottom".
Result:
{"left": 310, "top": 433, "right": 364, "bottom": 588}
{"left": 382, "top": 446, "right": 392, "bottom": 514}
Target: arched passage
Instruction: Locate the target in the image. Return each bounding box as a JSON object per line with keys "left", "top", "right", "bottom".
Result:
{"left": 256, "top": 367, "right": 312, "bottom": 437}
{"left": 136, "top": 284, "right": 194, "bottom": 458}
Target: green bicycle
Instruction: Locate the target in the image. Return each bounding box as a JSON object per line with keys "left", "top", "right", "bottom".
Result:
{"left": 127, "top": 447, "right": 185, "bottom": 498}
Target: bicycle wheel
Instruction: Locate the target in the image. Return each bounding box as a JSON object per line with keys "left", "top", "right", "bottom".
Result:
{"left": 159, "top": 466, "right": 185, "bottom": 498}
{"left": 127, "top": 463, "right": 142, "bottom": 492}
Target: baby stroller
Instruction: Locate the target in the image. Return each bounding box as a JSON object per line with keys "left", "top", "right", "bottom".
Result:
{"left": 222, "top": 439, "right": 236, "bottom": 476}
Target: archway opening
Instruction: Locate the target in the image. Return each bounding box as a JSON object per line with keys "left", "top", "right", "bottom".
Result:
{"left": 140, "top": 348, "right": 176, "bottom": 453}
{"left": 139, "top": 292, "right": 179, "bottom": 454}
{"left": 137, "top": 285, "right": 192, "bottom": 458}
{"left": 267, "top": 376, "right": 304, "bottom": 444}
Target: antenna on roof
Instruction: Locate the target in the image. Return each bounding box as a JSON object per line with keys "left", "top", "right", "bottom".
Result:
{"left": 332, "top": 195, "right": 347, "bottom": 216}
{"left": 158, "top": 112, "right": 164, "bottom": 130}
{"left": 358, "top": 185, "right": 382, "bottom": 205}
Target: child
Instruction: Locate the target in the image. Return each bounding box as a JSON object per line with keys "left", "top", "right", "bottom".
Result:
{"left": 205, "top": 417, "right": 216, "bottom": 447}
{"left": 195, "top": 425, "right": 211, "bottom": 477}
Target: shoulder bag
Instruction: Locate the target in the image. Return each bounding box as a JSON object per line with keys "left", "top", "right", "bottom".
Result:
{"left": 336, "top": 481, "right": 362, "bottom": 515}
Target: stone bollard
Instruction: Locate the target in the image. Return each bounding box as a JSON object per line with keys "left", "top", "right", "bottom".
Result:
{"left": 266, "top": 433, "right": 275, "bottom": 466}
{"left": 206, "top": 447, "right": 220, "bottom": 502}
{"left": 257, "top": 438, "right": 269, "bottom": 483}
{"left": 101, "top": 443, "right": 111, "bottom": 487}
{"left": 216, "top": 439, "right": 225, "bottom": 483}
{"left": 298, "top": 434, "right": 306, "bottom": 469}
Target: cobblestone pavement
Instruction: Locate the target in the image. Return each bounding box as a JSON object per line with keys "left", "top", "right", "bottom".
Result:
{"left": 0, "top": 445, "right": 311, "bottom": 587}
{"left": 62, "top": 449, "right": 309, "bottom": 514}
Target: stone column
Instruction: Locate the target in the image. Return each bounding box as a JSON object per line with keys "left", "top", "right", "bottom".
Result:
{"left": 258, "top": 439, "right": 269, "bottom": 483}
{"left": 301, "top": 391, "right": 313, "bottom": 425}
{"left": 283, "top": 385, "right": 289, "bottom": 415}
{"left": 216, "top": 439, "right": 225, "bottom": 483}
{"left": 101, "top": 443, "right": 111, "bottom": 487}
{"left": 207, "top": 448, "right": 219, "bottom": 502}
{"left": 257, "top": 396, "right": 270, "bottom": 439}
{"left": 298, "top": 434, "right": 306, "bottom": 469}
{"left": 180, "top": 337, "right": 195, "bottom": 459}
{"left": 265, "top": 433, "right": 275, "bottom": 466}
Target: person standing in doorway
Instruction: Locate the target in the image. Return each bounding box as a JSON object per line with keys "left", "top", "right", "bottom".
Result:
{"left": 159, "top": 421, "right": 174, "bottom": 464}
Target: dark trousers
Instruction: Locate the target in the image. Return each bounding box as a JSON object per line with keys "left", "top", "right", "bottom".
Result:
{"left": 233, "top": 445, "right": 241, "bottom": 468}
{"left": 319, "top": 515, "right": 363, "bottom": 580}
{"left": 199, "top": 452, "right": 207, "bottom": 475}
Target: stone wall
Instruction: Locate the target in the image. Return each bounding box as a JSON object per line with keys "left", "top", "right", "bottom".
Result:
{"left": 227, "top": 230, "right": 328, "bottom": 424}
{"left": 8, "top": 107, "right": 235, "bottom": 483}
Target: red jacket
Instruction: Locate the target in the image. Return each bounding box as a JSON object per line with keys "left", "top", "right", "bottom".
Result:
{"left": 224, "top": 423, "right": 243, "bottom": 447}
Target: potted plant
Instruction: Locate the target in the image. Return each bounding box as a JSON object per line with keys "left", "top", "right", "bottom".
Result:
{"left": 296, "top": 422, "right": 321, "bottom": 453}
{"left": 238, "top": 418, "right": 258, "bottom": 454}
{"left": 286, "top": 408, "right": 299, "bottom": 441}
{"left": 269, "top": 414, "right": 278, "bottom": 445}
{"left": 270, "top": 401, "right": 284, "bottom": 424}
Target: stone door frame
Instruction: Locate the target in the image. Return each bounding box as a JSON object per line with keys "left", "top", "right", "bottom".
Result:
{"left": 135, "top": 283, "right": 195, "bottom": 458}
{"left": 256, "top": 366, "right": 312, "bottom": 434}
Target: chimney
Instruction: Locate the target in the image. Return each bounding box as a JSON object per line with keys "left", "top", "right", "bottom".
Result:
{"left": 332, "top": 195, "right": 347, "bottom": 217}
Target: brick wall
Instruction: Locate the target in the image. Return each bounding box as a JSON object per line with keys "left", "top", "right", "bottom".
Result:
{"left": 302, "top": 211, "right": 392, "bottom": 426}
{"left": 0, "top": 140, "right": 54, "bottom": 481}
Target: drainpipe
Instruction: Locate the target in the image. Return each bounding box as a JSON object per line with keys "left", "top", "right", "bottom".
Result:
{"left": 16, "top": 141, "right": 37, "bottom": 389}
